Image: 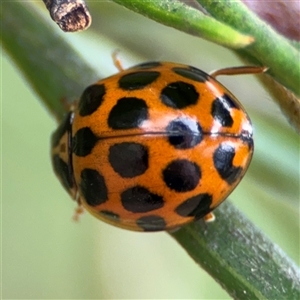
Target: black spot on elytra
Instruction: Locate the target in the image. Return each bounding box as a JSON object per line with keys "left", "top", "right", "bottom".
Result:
{"left": 163, "top": 159, "right": 201, "bottom": 192}
{"left": 240, "top": 118, "right": 254, "bottom": 149}
{"left": 166, "top": 117, "right": 203, "bottom": 149}
{"left": 211, "top": 94, "right": 238, "bottom": 127}
{"left": 100, "top": 210, "right": 120, "bottom": 222}
{"left": 132, "top": 62, "right": 162, "bottom": 69}
{"left": 118, "top": 71, "right": 160, "bottom": 90}
{"left": 213, "top": 144, "right": 242, "bottom": 184}
{"left": 78, "top": 84, "right": 106, "bottom": 116}
{"left": 51, "top": 112, "right": 72, "bottom": 148}
{"left": 175, "top": 193, "right": 212, "bottom": 219}
{"left": 72, "top": 127, "right": 98, "bottom": 157}
{"left": 241, "top": 133, "right": 254, "bottom": 149}
{"left": 121, "top": 186, "right": 164, "bottom": 213}
{"left": 109, "top": 142, "right": 149, "bottom": 178}
{"left": 108, "top": 97, "right": 148, "bottom": 129}
{"left": 52, "top": 154, "right": 74, "bottom": 192}
{"left": 173, "top": 66, "right": 209, "bottom": 82}
{"left": 160, "top": 81, "right": 199, "bottom": 109}
{"left": 79, "top": 169, "right": 108, "bottom": 206}
{"left": 136, "top": 215, "right": 166, "bottom": 231}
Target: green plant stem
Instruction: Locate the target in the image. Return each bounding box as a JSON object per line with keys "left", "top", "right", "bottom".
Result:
{"left": 111, "top": 0, "right": 254, "bottom": 48}
{"left": 170, "top": 202, "right": 300, "bottom": 299}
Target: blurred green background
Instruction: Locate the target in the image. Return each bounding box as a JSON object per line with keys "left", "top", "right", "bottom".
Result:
{"left": 2, "top": 2, "right": 299, "bottom": 299}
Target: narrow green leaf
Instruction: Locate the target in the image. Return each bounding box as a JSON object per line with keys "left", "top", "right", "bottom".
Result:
{"left": 170, "top": 202, "right": 300, "bottom": 300}
{"left": 110, "top": 0, "right": 254, "bottom": 48}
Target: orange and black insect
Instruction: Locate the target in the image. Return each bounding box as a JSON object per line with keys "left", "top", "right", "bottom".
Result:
{"left": 51, "top": 61, "right": 265, "bottom": 231}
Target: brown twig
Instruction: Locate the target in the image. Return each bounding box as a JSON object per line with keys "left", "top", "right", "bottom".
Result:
{"left": 42, "top": 0, "right": 91, "bottom": 32}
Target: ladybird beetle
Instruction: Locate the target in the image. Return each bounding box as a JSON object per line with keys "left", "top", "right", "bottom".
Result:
{"left": 51, "top": 61, "right": 264, "bottom": 231}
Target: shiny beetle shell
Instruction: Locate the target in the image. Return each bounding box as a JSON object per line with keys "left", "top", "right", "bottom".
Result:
{"left": 51, "top": 62, "right": 254, "bottom": 231}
